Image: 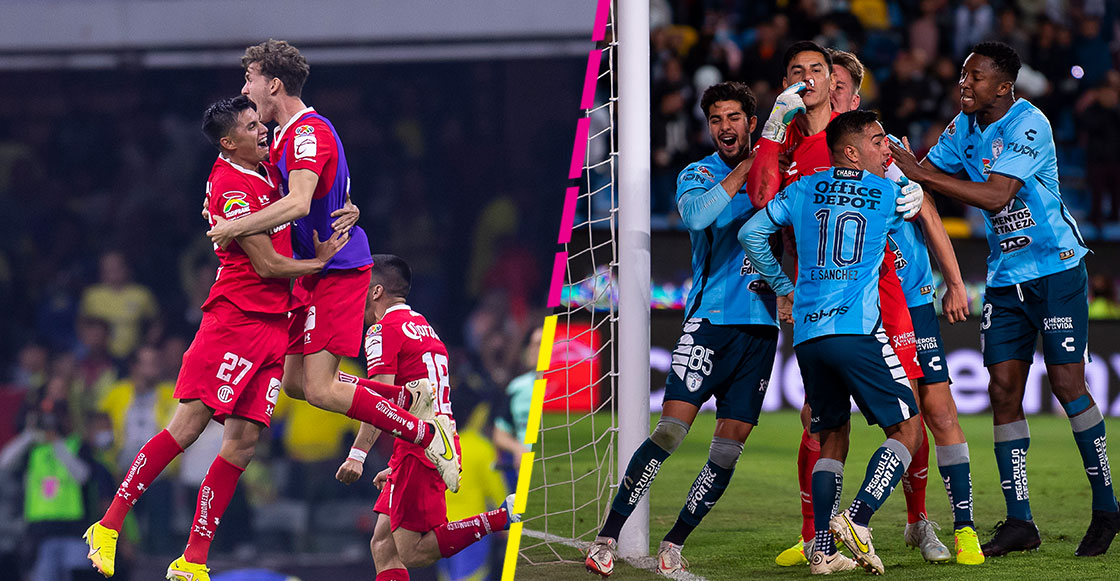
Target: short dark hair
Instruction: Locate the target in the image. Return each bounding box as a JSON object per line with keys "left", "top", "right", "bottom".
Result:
{"left": 370, "top": 254, "right": 412, "bottom": 299}
{"left": 828, "top": 48, "right": 864, "bottom": 89}
{"left": 783, "top": 40, "right": 832, "bottom": 73}
{"left": 700, "top": 82, "right": 757, "bottom": 118}
{"left": 202, "top": 95, "right": 255, "bottom": 150}
{"left": 826, "top": 110, "right": 880, "bottom": 156}
{"left": 242, "top": 39, "right": 310, "bottom": 97}
{"left": 970, "top": 41, "right": 1021, "bottom": 82}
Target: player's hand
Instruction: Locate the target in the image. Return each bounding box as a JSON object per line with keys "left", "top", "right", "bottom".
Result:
{"left": 330, "top": 197, "right": 360, "bottom": 234}
{"left": 313, "top": 229, "right": 349, "bottom": 266}
{"left": 761, "top": 81, "right": 808, "bottom": 143}
{"left": 888, "top": 138, "right": 922, "bottom": 180}
{"left": 207, "top": 216, "right": 236, "bottom": 250}
{"left": 777, "top": 292, "right": 794, "bottom": 324}
{"left": 943, "top": 282, "right": 969, "bottom": 324}
{"left": 373, "top": 467, "right": 391, "bottom": 490}
{"left": 336, "top": 458, "right": 364, "bottom": 485}
{"left": 896, "top": 179, "right": 924, "bottom": 220}
{"left": 777, "top": 152, "right": 791, "bottom": 175}
{"left": 201, "top": 198, "right": 211, "bottom": 223}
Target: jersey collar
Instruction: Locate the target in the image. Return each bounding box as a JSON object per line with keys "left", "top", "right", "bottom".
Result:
{"left": 385, "top": 304, "right": 411, "bottom": 315}
{"left": 967, "top": 98, "right": 1027, "bottom": 135}
{"left": 274, "top": 106, "right": 316, "bottom": 145}
{"left": 217, "top": 154, "right": 275, "bottom": 188}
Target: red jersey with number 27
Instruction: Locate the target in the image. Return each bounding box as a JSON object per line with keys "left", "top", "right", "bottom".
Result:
{"left": 365, "top": 304, "right": 453, "bottom": 467}
{"left": 204, "top": 156, "right": 293, "bottom": 315}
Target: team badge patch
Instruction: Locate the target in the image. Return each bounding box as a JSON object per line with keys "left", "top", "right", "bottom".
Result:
{"left": 221, "top": 192, "right": 250, "bottom": 218}
{"left": 991, "top": 137, "right": 1004, "bottom": 160}
{"left": 947, "top": 120, "right": 956, "bottom": 136}
{"left": 696, "top": 166, "right": 715, "bottom": 181}
{"left": 295, "top": 124, "right": 315, "bottom": 136}
{"left": 295, "top": 134, "right": 317, "bottom": 160}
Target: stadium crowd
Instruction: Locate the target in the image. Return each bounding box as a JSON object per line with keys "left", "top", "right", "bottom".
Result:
{"left": 0, "top": 59, "right": 567, "bottom": 580}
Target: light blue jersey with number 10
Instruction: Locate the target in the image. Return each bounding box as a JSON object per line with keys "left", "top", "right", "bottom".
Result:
{"left": 739, "top": 167, "right": 904, "bottom": 346}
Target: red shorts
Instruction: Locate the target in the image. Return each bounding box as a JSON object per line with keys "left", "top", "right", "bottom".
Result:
{"left": 287, "top": 267, "right": 371, "bottom": 358}
{"left": 175, "top": 298, "right": 286, "bottom": 426}
{"left": 374, "top": 452, "right": 448, "bottom": 532}
{"left": 879, "top": 249, "right": 922, "bottom": 381}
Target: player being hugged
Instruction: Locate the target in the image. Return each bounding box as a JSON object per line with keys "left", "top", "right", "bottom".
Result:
{"left": 84, "top": 95, "right": 348, "bottom": 581}
{"left": 333, "top": 256, "right": 518, "bottom": 581}
{"left": 740, "top": 110, "right": 926, "bottom": 575}
{"left": 207, "top": 40, "right": 461, "bottom": 493}
{"left": 889, "top": 41, "right": 1119, "bottom": 557}
{"left": 585, "top": 82, "right": 780, "bottom": 576}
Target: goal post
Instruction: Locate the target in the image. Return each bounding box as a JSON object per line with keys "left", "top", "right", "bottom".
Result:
{"left": 616, "top": 0, "right": 651, "bottom": 560}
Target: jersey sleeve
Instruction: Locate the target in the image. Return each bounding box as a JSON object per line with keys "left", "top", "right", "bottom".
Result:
{"left": 676, "top": 163, "right": 731, "bottom": 231}
{"left": 739, "top": 185, "right": 796, "bottom": 296}
{"left": 286, "top": 119, "right": 335, "bottom": 176}
{"left": 365, "top": 323, "right": 401, "bottom": 377}
{"left": 989, "top": 112, "right": 1052, "bottom": 184}
{"left": 925, "top": 118, "right": 965, "bottom": 175}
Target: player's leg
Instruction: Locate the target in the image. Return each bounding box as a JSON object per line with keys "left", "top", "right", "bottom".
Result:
{"left": 1037, "top": 260, "right": 1119, "bottom": 555}
{"left": 795, "top": 338, "right": 860, "bottom": 574}
{"left": 371, "top": 513, "right": 408, "bottom": 581}
{"left": 779, "top": 402, "right": 819, "bottom": 567}
{"left": 280, "top": 353, "right": 305, "bottom": 400}
{"left": 169, "top": 417, "right": 264, "bottom": 579}
{"left": 828, "top": 331, "right": 922, "bottom": 575}
{"left": 658, "top": 323, "right": 777, "bottom": 573}
{"left": 979, "top": 280, "right": 1044, "bottom": 557}
{"left": 86, "top": 399, "right": 210, "bottom": 577}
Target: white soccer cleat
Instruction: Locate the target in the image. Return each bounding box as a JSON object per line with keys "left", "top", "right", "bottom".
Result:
{"left": 501, "top": 493, "right": 520, "bottom": 530}
{"left": 424, "top": 414, "right": 460, "bottom": 492}
{"left": 809, "top": 550, "right": 860, "bottom": 574}
{"left": 585, "top": 536, "right": 617, "bottom": 577}
{"left": 657, "top": 540, "right": 688, "bottom": 575}
{"left": 830, "top": 510, "right": 884, "bottom": 575}
{"left": 404, "top": 379, "right": 435, "bottom": 420}
{"left": 904, "top": 518, "right": 951, "bottom": 563}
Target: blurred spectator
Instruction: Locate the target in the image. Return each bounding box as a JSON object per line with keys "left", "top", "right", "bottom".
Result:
{"left": 953, "top": 0, "right": 995, "bottom": 60}
{"left": 0, "top": 397, "right": 113, "bottom": 581}
{"left": 72, "top": 317, "right": 119, "bottom": 404}
{"left": 79, "top": 251, "right": 160, "bottom": 361}
{"left": 11, "top": 341, "right": 49, "bottom": 394}
{"left": 495, "top": 325, "right": 543, "bottom": 446}
{"left": 1089, "top": 275, "right": 1120, "bottom": 319}
{"left": 1078, "top": 78, "right": 1120, "bottom": 227}
{"left": 908, "top": 0, "right": 945, "bottom": 60}
{"left": 992, "top": 5, "right": 1031, "bottom": 59}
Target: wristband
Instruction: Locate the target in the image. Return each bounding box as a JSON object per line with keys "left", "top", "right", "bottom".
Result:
{"left": 348, "top": 447, "right": 368, "bottom": 463}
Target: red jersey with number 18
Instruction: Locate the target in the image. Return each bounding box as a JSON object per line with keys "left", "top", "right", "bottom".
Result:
{"left": 203, "top": 155, "right": 293, "bottom": 315}
{"left": 365, "top": 304, "right": 454, "bottom": 467}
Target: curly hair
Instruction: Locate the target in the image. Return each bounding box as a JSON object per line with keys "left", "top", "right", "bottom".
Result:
{"left": 700, "top": 82, "right": 757, "bottom": 118}
{"left": 242, "top": 39, "right": 310, "bottom": 97}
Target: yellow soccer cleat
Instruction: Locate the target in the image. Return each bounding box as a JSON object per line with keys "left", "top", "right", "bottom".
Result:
{"left": 166, "top": 555, "right": 210, "bottom": 581}
{"left": 84, "top": 522, "right": 118, "bottom": 578}
{"left": 954, "top": 526, "right": 986, "bottom": 565}
{"left": 775, "top": 538, "right": 809, "bottom": 566}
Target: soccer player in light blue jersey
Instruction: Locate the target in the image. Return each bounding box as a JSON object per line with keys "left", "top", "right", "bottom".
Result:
{"left": 740, "top": 110, "right": 925, "bottom": 575}
{"left": 585, "top": 82, "right": 780, "bottom": 577}
{"left": 890, "top": 41, "right": 1119, "bottom": 557}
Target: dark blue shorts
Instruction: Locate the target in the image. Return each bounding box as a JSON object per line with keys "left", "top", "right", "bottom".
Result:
{"left": 796, "top": 330, "right": 919, "bottom": 433}
{"left": 909, "top": 302, "right": 949, "bottom": 385}
{"left": 980, "top": 260, "right": 1089, "bottom": 366}
{"left": 663, "top": 319, "right": 778, "bottom": 425}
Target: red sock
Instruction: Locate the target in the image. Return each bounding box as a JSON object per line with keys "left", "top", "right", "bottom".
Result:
{"left": 375, "top": 568, "right": 410, "bottom": 581}
{"left": 183, "top": 455, "right": 245, "bottom": 564}
{"left": 101, "top": 429, "right": 183, "bottom": 531}
{"left": 339, "top": 372, "right": 411, "bottom": 409}
{"left": 432, "top": 507, "right": 509, "bottom": 558}
{"left": 797, "top": 428, "right": 820, "bottom": 542}
{"left": 902, "top": 419, "right": 930, "bottom": 524}
{"left": 347, "top": 385, "right": 432, "bottom": 447}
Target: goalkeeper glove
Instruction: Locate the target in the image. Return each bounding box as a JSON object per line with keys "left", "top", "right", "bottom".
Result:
{"left": 896, "top": 176, "right": 924, "bottom": 220}
{"left": 761, "top": 81, "right": 808, "bottom": 143}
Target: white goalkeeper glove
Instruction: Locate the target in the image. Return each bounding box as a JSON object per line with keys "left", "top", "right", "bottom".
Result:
{"left": 896, "top": 176, "right": 924, "bottom": 220}
{"left": 761, "top": 81, "right": 808, "bottom": 143}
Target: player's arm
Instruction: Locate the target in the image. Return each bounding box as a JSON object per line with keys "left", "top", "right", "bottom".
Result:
{"left": 747, "top": 82, "right": 807, "bottom": 208}
{"left": 336, "top": 373, "right": 392, "bottom": 485}
{"left": 890, "top": 144, "right": 1022, "bottom": 212}
{"left": 239, "top": 228, "right": 347, "bottom": 279}
{"left": 738, "top": 200, "right": 795, "bottom": 322}
{"left": 916, "top": 193, "right": 969, "bottom": 323}
{"left": 208, "top": 169, "right": 319, "bottom": 247}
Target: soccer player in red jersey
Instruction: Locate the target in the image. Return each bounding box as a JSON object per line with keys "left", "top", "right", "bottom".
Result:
{"left": 333, "top": 256, "right": 518, "bottom": 581}
{"left": 84, "top": 96, "right": 348, "bottom": 580}
{"left": 206, "top": 40, "right": 460, "bottom": 491}
{"left": 746, "top": 42, "right": 938, "bottom": 566}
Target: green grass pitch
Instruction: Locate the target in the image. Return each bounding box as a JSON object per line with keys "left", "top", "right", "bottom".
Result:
{"left": 516, "top": 410, "right": 1120, "bottom": 580}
